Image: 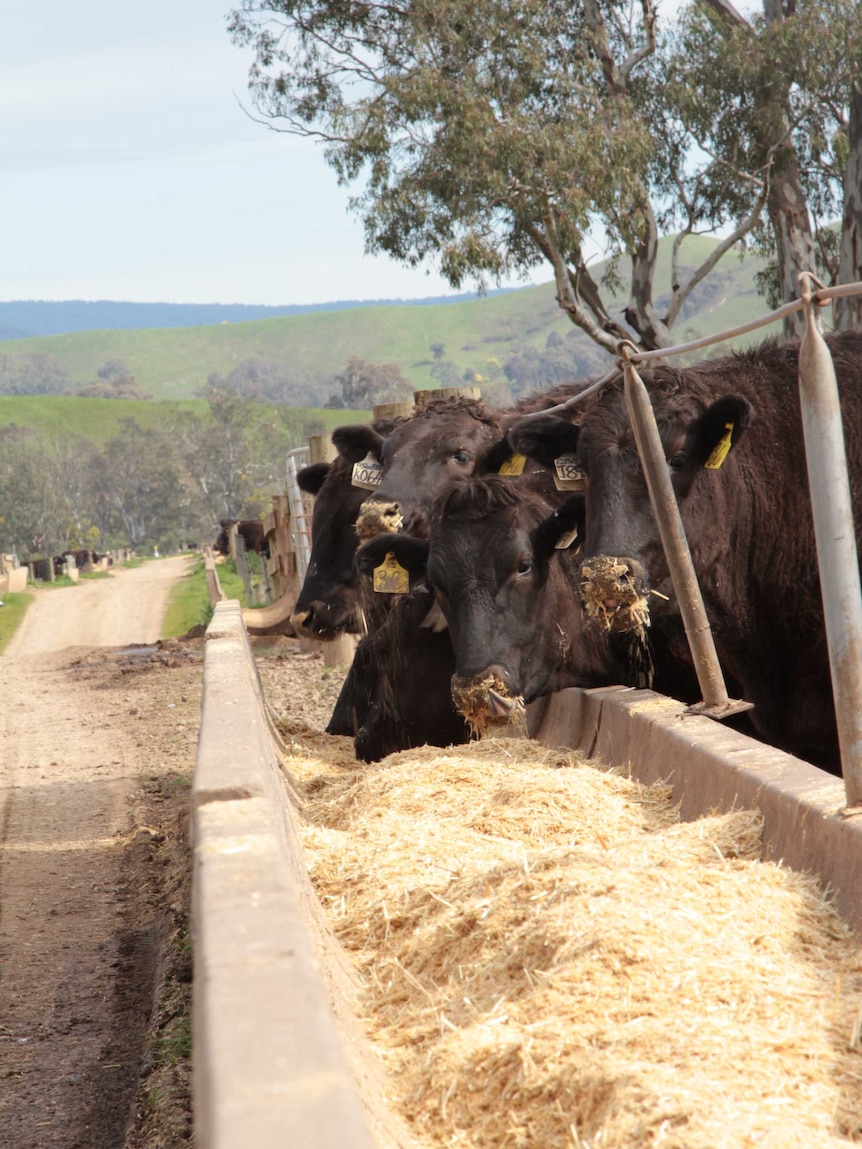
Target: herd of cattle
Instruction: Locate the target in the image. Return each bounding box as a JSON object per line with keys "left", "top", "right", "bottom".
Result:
{"left": 283, "top": 330, "right": 862, "bottom": 775}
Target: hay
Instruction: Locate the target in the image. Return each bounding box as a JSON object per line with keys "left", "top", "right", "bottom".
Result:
{"left": 580, "top": 555, "right": 650, "bottom": 635}
{"left": 356, "top": 500, "right": 404, "bottom": 540}
{"left": 280, "top": 734, "right": 862, "bottom": 1149}
{"left": 450, "top": 674, "right": 528, "bottom": 733}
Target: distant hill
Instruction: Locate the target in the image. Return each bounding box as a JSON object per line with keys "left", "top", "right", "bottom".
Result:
{"left": 0, "top": 290, "right": 524, "bottom": 341}
{"left": 0, "top": 237, "right": 770, "bottom": 403}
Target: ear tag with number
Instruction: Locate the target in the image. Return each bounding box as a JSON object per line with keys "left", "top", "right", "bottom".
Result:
{"left": 373, "top": 551, "right": 409, "bottom": 594}
{"left": 553, "top": 454, "right": 586, "bottom": 491}
{"left": 555, "top": 525, "right": 579, "bottom": 551}
{"left": 352, "top": 452, "right": 384, "bottom": 489}
{"left": 498, "top": 453, "right": 527, "bottom": 477}
{"left": 704, "top": 422, "right": 734, "bottom": 470}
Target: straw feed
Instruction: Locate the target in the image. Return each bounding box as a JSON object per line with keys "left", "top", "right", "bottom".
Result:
{"left": 580, "top": 555, "right": 651, "bottom": 634}
{"left": 279, "top": 731, "right": 862, "bottom": 1148}
{"left": 450, "top": 672, "right": 528, "bottom": 733}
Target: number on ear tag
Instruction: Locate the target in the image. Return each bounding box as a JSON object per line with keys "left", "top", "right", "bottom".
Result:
{"left": 555, "top": 526, "right": 579, "bottom": 551}
{"left": 498, "top": 453, "right": 527, "bottom": 477}
{"left": 352, "top": 452, "right": 384, "bottom": 489}
{"left": 373, "top": 551, "right": 410, "bottom": 594}
{"left": 705, "top": 423, "right": 734, "bottom": 470}
{"left": 553, "top": 454, "right": 586, "bottom": 491}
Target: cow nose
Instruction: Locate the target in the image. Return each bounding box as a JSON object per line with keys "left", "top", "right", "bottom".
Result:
{"left": 290, "top": 607, "right": 314, "bottom": 636}
{"left": 579, "top": 554, "right": 651, "bottom": 634}
{"left": 451, "top": 667, "right": 526, "bottom": 732}
{"left": 355, "top": 499, "right": 404, "bottom": 540}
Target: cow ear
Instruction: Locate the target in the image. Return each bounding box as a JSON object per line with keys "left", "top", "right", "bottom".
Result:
{"left": 532, "top": 495, "right": 585, "bottom": 561}
{"left": 296, "top": 462, "right": 331, "bottom": 496}
{"left": 332, "top": 424, "right": 386, "bottom": 464}
{"left": 355, "top": 534, "right": 429, "bottom": 582}
{"left": 476, "top": 436, "right": 518, "bottom": 476}
{"left": 692, "top": 396, "right": 753, "bottom": 470}
{"left": 507, "top": 413, "right": 580, "bottom": 468}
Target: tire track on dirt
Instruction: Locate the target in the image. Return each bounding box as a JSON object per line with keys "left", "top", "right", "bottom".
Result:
{"left": 0, "top": 558, "right": 191, "bottom": 1148}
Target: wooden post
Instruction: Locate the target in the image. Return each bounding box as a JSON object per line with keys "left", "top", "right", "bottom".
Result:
{"left": 372, "top": 402, "right": 415, "bottom": 421}
{"left": 414, "top": 386, "right": 481, "bottom": 406}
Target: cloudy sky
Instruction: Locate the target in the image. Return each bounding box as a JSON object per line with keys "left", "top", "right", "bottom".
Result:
{"left": 0, "top": 0, "right": 526, "bottom": 307}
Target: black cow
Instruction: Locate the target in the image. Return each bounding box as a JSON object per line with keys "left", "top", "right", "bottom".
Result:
{"left": 331, "top": 396, "right": 569, "bottom": 758}
{"left": 291, "top": 456, "right": 367, "bottom": 638}
{"left": 289, "top": 416, "right": 408, "bottom": 640}
{"left": 214, "top": 519, "right": 270, "bottom": 559}
{"left": 356, "top": 478, "right": 612, "bottom": 730}
{"left": 510, "top": 331, "right": 862, "bottom": 770}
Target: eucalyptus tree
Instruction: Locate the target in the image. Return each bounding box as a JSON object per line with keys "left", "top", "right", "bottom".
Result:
{"left": 671, "top": 0, "right": 862, "bottom": 334}
{"left": 231, "top": 0, "right": 765, "bottom": 352}
{"left": 231, "top": 0, "right": 861, "bottom": 350}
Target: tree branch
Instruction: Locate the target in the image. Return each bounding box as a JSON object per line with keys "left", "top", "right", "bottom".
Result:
{"left": 525, "top": 210, "right": 619, "bottom": 355}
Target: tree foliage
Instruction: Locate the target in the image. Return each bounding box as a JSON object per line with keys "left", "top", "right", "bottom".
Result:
{"left": 230, "top": 0, "right": 862, "bottom": 349}
{"left": 327, "top": 355, "right": 413, "bottom": 408}
{"left": 0, "top": 394, "right": 320, "bottom": 557}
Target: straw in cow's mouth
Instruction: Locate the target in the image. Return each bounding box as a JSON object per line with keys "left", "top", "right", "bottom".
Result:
{"left": 580, "top": 555, "right": 650, "bottom": 636}
{"left": 355, "top": 502, "right": 404, "bottom": 541}
{"left": 451, "top": 673, "right": 527, "bottom": 735}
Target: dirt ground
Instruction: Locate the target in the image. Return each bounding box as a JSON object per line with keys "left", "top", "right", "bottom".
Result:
{"left": 0, "top": 559, "right": 354, "bottom": 1149}
{"left": 0, "top": 558, "right": 200, "bottom": 1149}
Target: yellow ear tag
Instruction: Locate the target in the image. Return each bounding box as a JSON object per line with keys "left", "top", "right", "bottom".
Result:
{"left": 704, "top": 422, "right": 734, "bottom": 470}
{"left": 373, "top": 551, "right": 410, "bottom": 594}
{"left": 498, "top": 453, "right": 527, "bottom": 477}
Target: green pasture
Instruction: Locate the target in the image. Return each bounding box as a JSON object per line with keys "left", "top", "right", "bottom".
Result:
{"left": 0, "top": 395, "right": 369, "bottom": 446}
{"left": 0, "top": 238, "right": 769, "bottom": 401}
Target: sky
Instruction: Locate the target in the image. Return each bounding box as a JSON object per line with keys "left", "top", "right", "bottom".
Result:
{"left": 0, "top": 0, "right": 527, "bottom": 307}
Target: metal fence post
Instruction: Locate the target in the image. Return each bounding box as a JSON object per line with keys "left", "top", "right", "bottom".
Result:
{"left": 798, "top": 280, "right": 862, "bottom": 807}
{"left": 621, "top": 354, "right": 750, "bottom": 719}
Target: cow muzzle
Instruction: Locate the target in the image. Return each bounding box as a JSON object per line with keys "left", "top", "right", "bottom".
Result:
{"left": 290, "top": 603, "right": 348, "bottom": 640}
{"left": 355, "top": 499, "right": 404, "bottom": 541}
{"left": 579, "top": 555, "right": 651, "bottom": 634}
{"left": 451, "top": 667, "right": 526, "bottom": 733}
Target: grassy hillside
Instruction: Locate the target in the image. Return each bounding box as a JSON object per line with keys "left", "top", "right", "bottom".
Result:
{"left": 0, "top": 237, "right": 769, "bottom": 401}
{"left": 0, "top": 396, "right": 369, "bottom": 445}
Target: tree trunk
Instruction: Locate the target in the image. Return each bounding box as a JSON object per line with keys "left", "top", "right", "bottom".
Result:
{"left": 767, "top": 145, "right": 816, "bottom": 339}
{"left": 834, "top": 87, "right": 862, "bottom": 331}
{"left": 701, "top": 0, "right": 817, "bottom": 339}
{"left": 625, "top": 200, "right": 673, "bottom": 350}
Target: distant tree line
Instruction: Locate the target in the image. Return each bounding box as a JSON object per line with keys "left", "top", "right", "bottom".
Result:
{"left": 0, "top": 387, "right": 323, "bottom": 558}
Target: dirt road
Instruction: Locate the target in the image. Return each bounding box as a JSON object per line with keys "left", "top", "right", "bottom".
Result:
{"left": 0, "top": 557, "right": 198, "bottom": 1148}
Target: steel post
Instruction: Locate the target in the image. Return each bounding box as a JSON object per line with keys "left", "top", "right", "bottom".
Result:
{"left": 798, "top": 293, "right": 862, "bottom": 807}
{"left": 622, "top": 359, "right": 738, "bottom": 715}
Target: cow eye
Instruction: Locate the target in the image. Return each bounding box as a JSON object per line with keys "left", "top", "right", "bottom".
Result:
{"left": 516, "top": 557, "right": 533, "bottom": 577}
{"left": 451, "top": 449, "right": 471, "bottom": 465}
{"left": 669, "top": 452, "right": 686, "bottom": 470}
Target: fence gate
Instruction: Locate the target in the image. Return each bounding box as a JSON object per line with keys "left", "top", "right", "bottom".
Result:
{"left": 284, "top": 447, "right": 312, "bottom": 584}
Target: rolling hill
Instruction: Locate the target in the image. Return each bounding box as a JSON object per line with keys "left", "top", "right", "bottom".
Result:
{"left": 0, "top": 236, "right": 769, "bottom": 403}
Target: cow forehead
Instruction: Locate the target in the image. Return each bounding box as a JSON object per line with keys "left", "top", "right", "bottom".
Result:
{"left": 385, "top": 412, "right": 500, "bottom": 458}
{"left": 580, "top": 391, "right": 704, "bottom": 455}
{"left": 431, "top": 506, "right": 543, "bottom": 562}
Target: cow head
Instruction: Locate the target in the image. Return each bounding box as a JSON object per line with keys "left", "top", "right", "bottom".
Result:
{"left": 357, "top": 477, "right": 593, "bottom": 732}
{"left": 575, "top": 374, "right": 753, "bottom": 634}
{"left": 351, "top": 398, "right": 513, "bottom": 541}
{"left": 290, "top": 456, "right": 367, "bottom": 638}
